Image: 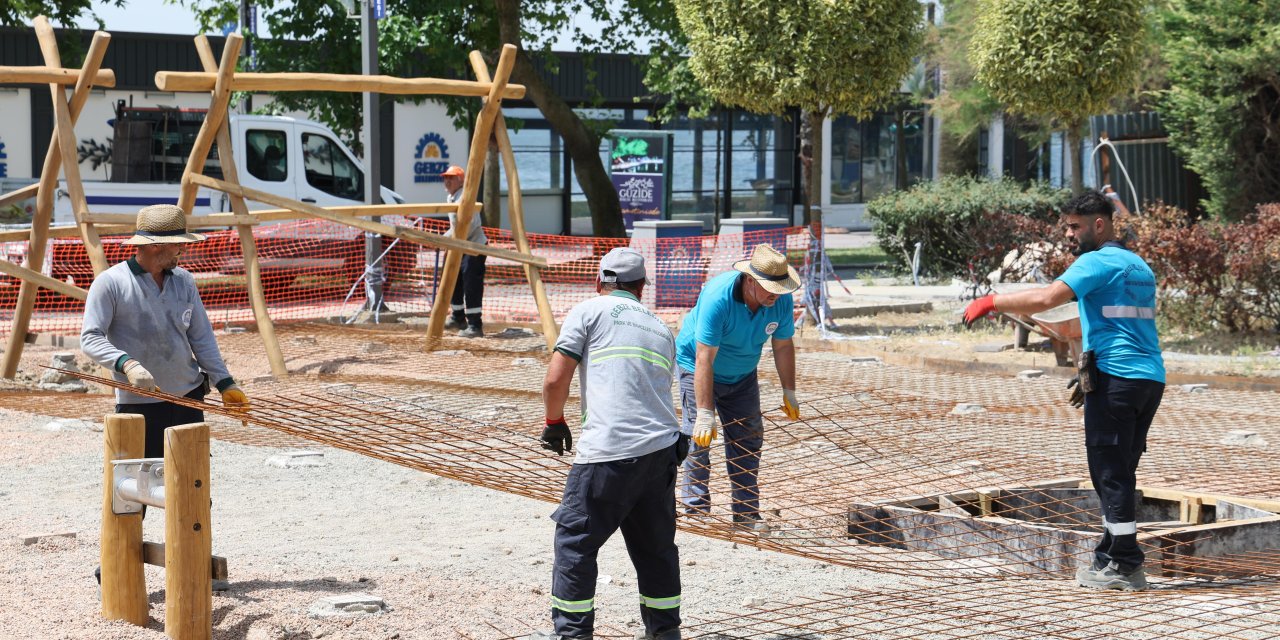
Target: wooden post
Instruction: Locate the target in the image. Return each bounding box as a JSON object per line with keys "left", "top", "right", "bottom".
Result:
{"left": 35, "top": 19, "right": 109, "bottom": 275}
{"left": 164, "top": 422, "right": 212, "bottom": 640}
{"left": 2, "top": 23, "right": 110, "bottom": 378}
{"left": 193, "top": 36, "right": 288, "bottom": 378}
{"left": 426, "top": 44, "right": 518, "bottom": 347}
{"left": 178, "top": 34, "right": 242, "bottom": 213}
{"left": 468, "top": 51, "right": 558, "bottom": 349}
{"left": 101, "top": 413, "right": 147, "bottom": 626}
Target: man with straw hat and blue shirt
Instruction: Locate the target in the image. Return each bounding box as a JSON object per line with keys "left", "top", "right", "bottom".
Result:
{"left": 533, "top": 247, "right": 686, "bottom": 640}
{"left": 677, "top": 243, "right": 801, "bottom": 534}
{"left": 82, "top": 204, "right": 250, "bottom": 460}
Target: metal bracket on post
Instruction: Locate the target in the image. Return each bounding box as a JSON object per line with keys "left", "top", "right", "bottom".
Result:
{"left": 111, "top": 458, "right": 165, "bottom": 514}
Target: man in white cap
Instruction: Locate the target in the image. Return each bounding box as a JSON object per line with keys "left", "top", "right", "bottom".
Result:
{"left": 676, "top": 243, "right": 800, "bottom": 533}
{"left": 82, "top": 204, "right": 249, "bottom": 461}
{"left": 533, "top": 247, "right": 685, "bottom": 640}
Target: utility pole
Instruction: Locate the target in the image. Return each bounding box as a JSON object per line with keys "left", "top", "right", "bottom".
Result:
{"left": 361, "top": 0, "right": 385, "bottom": 313}
{"left": 238, "top": 0, "right": 253, "bottom": 113}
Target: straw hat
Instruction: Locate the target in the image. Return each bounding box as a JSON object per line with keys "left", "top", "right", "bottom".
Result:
{"left": 733, "top": 244, "right": 800, "bottom": 295}
{"left": 122, "top": 205, "right": 206, "bottom": 245}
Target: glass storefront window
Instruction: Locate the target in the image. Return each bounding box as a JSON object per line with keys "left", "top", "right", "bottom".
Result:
{"left": 499, "top": 108, "right": 563, "bottom": 192}
{"left": 830, "top": 107, "right": 926, "bottom": 204}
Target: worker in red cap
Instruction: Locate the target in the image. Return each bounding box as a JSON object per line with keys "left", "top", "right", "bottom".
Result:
{"left": 440, "top": 164, "right": 488, "bottom": 337}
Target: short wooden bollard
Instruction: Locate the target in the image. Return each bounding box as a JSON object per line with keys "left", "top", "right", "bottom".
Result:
{"left": 101, "top": 414, "right": 148, "bottom": 625}
{"left": 164, "top": 422, "right": 212, "bottom": 640}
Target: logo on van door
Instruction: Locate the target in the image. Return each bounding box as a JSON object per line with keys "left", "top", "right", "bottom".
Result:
{"left": 413, "top": 133, "right": 451, "bottom": 184}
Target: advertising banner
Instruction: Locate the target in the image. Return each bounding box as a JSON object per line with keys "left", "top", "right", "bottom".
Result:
{"left": 609, "top": 130, "right": 674, "bottom": 230}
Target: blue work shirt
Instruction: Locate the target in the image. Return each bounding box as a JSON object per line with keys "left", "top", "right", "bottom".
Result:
{"left": 1056, "top": 245, "right": 1165, "bottom": 383}
{"left": 676, "top": 271, "right": 795, "bottom": 384}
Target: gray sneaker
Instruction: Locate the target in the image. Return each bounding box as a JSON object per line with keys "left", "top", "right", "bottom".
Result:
{"left": 1076, "top": 562, "right": 1148, "bottom": 591}
{"left": 528, "top": 633, "right": 590, "bottom": 640}
{"left": 459, "top": 325, "right": 484, "bottom": 339}
{"left": 732, "top": 514, "right": 771, "bottom": 536}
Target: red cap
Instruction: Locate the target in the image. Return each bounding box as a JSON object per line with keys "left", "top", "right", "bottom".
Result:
{"left": 440, "top": 165, "right": 464, "bottom": 177}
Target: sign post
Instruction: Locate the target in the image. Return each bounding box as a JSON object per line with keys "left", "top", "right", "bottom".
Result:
{"left": 608, "top": 130, "right": 674, "bottom": 231}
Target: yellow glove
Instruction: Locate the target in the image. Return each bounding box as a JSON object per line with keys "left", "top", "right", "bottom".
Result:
{"left": 221, "top": 385, "right": 250, "bottom": 412}
{"left": 122, "top": 359, "right": 156, "bottom": 392}
{"left": 782, "top": 388, "right": 800, "bottom": 420}
{"left": 692, "top": 408, "right": 717, "bottom": 448}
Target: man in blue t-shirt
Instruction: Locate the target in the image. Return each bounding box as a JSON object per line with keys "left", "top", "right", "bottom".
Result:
{"left": 675, "top": 244, "right": 801, "bottom": 533}
{"left": 963, "top": 190, "right": 1165, "bottom": 592}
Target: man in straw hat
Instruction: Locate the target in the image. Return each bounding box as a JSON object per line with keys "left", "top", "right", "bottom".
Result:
{"left": 82, "top": 204, "right": 250, "bottom": 462}
{"left": 675, "top": 243, "right": 801, "bottom": 534}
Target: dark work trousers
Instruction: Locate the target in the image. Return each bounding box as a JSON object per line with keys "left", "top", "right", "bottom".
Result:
{"left": 116, "top": 383, "right": 207, "bottom": 460}
{"left": 676, "top": 367, "right": 765, "bottom": 519}
{"left": 550, "top": 441, "right": 682, "bottom": 639}
{"left": 449, "top": 253, "right": 487, "bottom": 329}
{"left": 1083, "top": 370, "right": 1164, "bottom": 572}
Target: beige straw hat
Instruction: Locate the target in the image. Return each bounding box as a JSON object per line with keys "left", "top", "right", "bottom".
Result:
{"left": 733, "top": 244, "right": 800, "bottom": 295}
{"left": 122, "top": 205, "right": 206, "bottom": 245}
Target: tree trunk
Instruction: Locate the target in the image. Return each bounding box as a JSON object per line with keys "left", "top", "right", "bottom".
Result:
{"left": 494, "top": 0, "right": 625, "bottom": 238}
{"left": 895, "top": 107, "right": 909, "bottom": 191}
{"left": 1067, "top": 121, "right": 1084, "bottom": 195}
{"left": 807, "top": 109, "right": 826, "bottom": 234}
{"left": 483, "top": 140, "right": 501, "bottom": 227}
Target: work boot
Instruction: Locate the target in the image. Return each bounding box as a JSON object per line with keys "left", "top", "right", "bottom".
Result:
{"left": 635, "top": 629, "right": 681, "bottom": 640}
{"left": 444, "top": 315, "right": 465, "bottom": 331}
{"left": 732, "top": 513, "right": 771, "bottom": 536}
{"left": 459, "top": 325, "right": 484, "bottom": 339}
{"left": 1076, "top": 561, "right": 1148, "bottom": 591}
{"left": 527, "top": 632, "right": 591, "bottom": 640}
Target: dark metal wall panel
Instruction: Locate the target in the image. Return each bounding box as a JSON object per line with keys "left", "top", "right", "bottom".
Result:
{"left": 1090, "top": 112, "right": 1205, "bottom": 214}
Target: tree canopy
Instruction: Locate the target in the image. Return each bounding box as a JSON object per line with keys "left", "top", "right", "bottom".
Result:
{"left": 1157, "top": 0, "right": 1280, "bottom": 219}
{"left": 0, "top": 0, "right": 124, "bottom": 28}
{"left": 672, "top": 0, "right": 925, "bottom": 224}
{"left": 969, "top": 0, "right": 1145, "bottom": 193}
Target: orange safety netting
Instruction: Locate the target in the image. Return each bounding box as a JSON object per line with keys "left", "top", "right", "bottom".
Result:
{"left": 0, "top": 219, "right": 810, "bottom": 337}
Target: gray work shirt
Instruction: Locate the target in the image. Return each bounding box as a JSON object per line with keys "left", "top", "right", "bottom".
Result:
{"left": 446, "top": 189, "right": 488, "bottom": 246}
{"left": 81, "top": 257, "right": 233, "bottom": 405}
{"left": 555, "top": 290, "right": 679, "bottom": 464}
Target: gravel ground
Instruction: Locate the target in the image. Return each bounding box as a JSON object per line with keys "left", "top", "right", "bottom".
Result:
{"left": 0, "top": 406, "right": 911, "bottom": 640}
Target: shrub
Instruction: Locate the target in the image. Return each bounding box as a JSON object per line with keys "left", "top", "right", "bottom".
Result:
{"left": 867, "top": 176, "right": 1069, "bottom": 284}
{"left": 1223, "top": 204, "right": 1280, "bottom": 330}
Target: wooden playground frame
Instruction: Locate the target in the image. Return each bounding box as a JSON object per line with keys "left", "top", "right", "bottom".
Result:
{"left": 1, "top": 21, "right": 559, "bottom": 380}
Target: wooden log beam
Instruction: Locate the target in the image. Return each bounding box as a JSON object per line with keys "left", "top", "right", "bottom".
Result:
{"left": 0, "top": 183, "right": 38, "bottom": 209}
{"left": 101, "top": 414, "right": 147, "bottom": 626}
{"left": 140, "top": 542, "right": 227, "bottom": 580}
{"left": 188, "top": 174, "right": 547, "bottom": 267}
{"left": 178, "top": 34, "right": 241, "bottom": 212}
{"left": 154, "top": 71, "right": 525, "bottom": 100}
{"left": 164, "top": 422, "right": 213, "bottom": 640}
{"left": 0, "top": 65, "right": 115, "bottom": 87}
{"left": 0, "top": 258, "right": 88, "bottom": 300}
{"left": 82, "top": 202, "right": 478, "bottom": 228}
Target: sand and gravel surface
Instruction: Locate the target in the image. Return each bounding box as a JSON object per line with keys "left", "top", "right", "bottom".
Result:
{"left": 0, "top": 402, "right": 911, "bottom": 640}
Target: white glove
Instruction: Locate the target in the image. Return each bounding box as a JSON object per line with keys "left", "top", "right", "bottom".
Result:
{"left": 782, "top": 388, "right": 800, "bottom": 420}
{"left": 122, "top": 359, "right": 156, "bottom": 392}
{"left": 692, "top": 408, "right": 717, "bottom": 448}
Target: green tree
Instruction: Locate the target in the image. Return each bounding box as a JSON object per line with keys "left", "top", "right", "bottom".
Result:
{"left": 185, "top": 0, "right": 679, "bottom": 238}
{"left": 1157, "top": 0, "right": 1280, "bottom": 219}
{"left": 0, "top": 0, "right": 124, "bottom": 28}
{"left": 969, "top": 0, "right": 1145, "bottom": 194}
{"left": 671, "top": 0, "right": 925, "bottom": 228}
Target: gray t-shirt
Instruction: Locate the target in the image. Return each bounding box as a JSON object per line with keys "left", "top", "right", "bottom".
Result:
{"left": 446, "top": 189, "right": 488, "bottom": 246}
{"left": 555, "top": 290, "right": 679, "bottom": 464}
{"left": 81, "top": 257, "right": 233, "bottom": 404}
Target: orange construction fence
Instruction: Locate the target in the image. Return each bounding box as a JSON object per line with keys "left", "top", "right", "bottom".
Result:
{"left": 0, "top": 219, "right": 811, "bottom": 337}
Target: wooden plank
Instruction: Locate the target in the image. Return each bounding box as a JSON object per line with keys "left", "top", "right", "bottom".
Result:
{"left": 195, "top": 35, "right": 287, "bottom": 379}
{"left": 471, "top": 51, "right": 559, "bottom": 349}
{"left": 0, "top": 65, "right": 115, "bottom": 87}
{"left": 178, "top": 33, "right": 241, "bottom": 213}
{"left": 83, "top": 202, "right": 478, "bottom": 228}
{"left": 164, "top": 422, "right": 213, "bottom": 639}
{"left": 101, "top": 414, "right": 147, "bottom": 626}
{"left": 0, "top": 258, "right": 88, "bottom": 300}
{"left": 0, "top": 224, "right": 131, "bottom": 242}
{"left": 0, "top": 183, "right": 38, "bottom": 209}
{"left": 188, "top": 174, "right": 546, "bottom": 267}
{"left": 427, "top": 44, "right": 519, "bottom": 346}
{"left": 2, "top": 21, "right": 107, "bottom": 379}
{"left": 154, "top": 71, "right": 524, "bottom": 100}
{"left": 141, "top": 542, "right": 228, "bottom": 580}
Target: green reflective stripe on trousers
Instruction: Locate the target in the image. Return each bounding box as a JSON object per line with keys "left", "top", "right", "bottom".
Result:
{"left": 550, "top": 595, "right": 594, "bottom": 613}
{"left": 590, "top": 345, "right": 672, "bottom": 368}
{"left": 639, "top": 594, "right": 681, "bottom": 609}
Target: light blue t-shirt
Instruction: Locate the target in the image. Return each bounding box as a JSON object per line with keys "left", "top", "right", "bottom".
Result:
{"left": 1056, "top": 245, "right": 1165, "bottom": 383}
{"left": 675, "top": 271, "right": 795, "bottom": 384}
